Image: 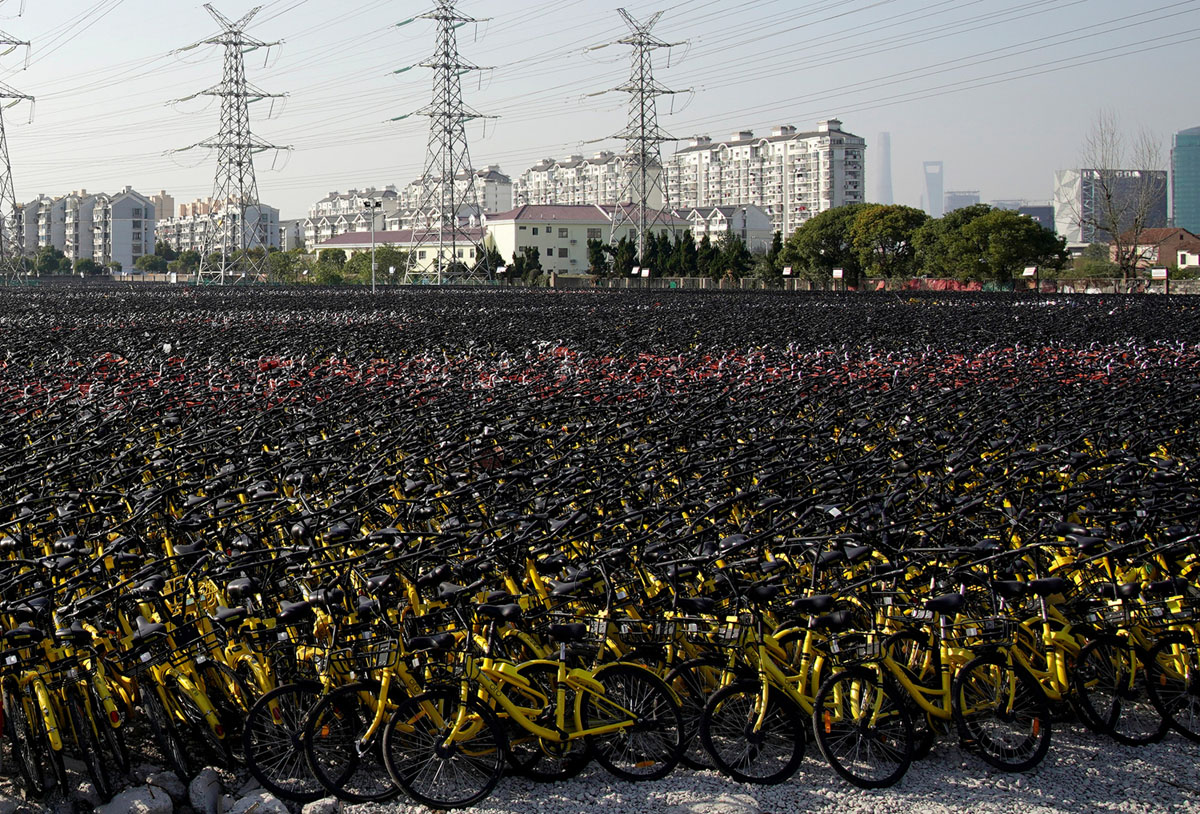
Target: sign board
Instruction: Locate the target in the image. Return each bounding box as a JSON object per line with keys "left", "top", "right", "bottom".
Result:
{"left": 389, "top": 266, "right": 396, "bottom": 275}
{"left": 169, "top": 272, "right": 178, "bottom": 285}
{"left": 1022, "top": 266, "right": 1037, "bottom": 278}
{"left": 641, "top": 268, "right": 650, "bottom": 278}
{"left": 832, "top": 268, "right": 844, "bottom": 280}
{"left": 783, "top": 266, "right": 792, "bottom": 277}
{"left": 1151, "top": 268, "right": 1169, "bottom": 280}
{"left": 631, "top": 266, "right": 641, "bottom": 276}
{"left": 495, "top": 265, "right": 506, "bottom": 276}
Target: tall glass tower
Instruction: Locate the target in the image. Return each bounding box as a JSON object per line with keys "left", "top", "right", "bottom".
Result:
{"left": 1172, "top": 127, "right": 1200, "bottom": 233}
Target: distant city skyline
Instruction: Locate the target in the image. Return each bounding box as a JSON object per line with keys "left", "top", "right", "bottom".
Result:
{"left": 0, "top": 0, "right": 1197, "bottom": 220}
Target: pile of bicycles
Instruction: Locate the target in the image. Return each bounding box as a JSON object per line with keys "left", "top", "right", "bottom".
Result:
{"left": 0, "top": 288, "right": 1197, "bottom": 809}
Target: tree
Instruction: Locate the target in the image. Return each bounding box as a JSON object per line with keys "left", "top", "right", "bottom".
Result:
{"left": 960, "top": 209, "right": 1067, "bottom": 281}
{"left": 73, "top": 258, "right": 101, "bottom": 276}
{"left": 154, "top": 241, "right": 179, "bottom": 262}
{"left": 673, "top": 230, "right": 699, "bottom": 277}
{"left": 135, "top": 254, "right": 169, "bottom": 273}
{"left": 716, "top": 232, "right": 752, "bottom": 278}
{"left": 913, "top": 204, "right": 994, "bottom": 280}
{"left": 782, "top": 203, "right": 869, "bottom": 283}
{"left": 608, "top": 238, "right": 637, "bottom": 277}
{"left": 317, "top": 248, "right": 347, "bottom": 268}
{"left": 34, "top": 245, "right": 68, "bottom": 276}
{"left": 696, "top": 234, "right": 721, "bottom": 279}
{"left": 849, "top": 204, "right": 929, "bottom": 278}
{"left": 1070, "top": 111, "right": 1167, "bottom": 281}
{"left": 267, "top": 250, "right": 298, "bottom": 283}
{"left": 587, "top": 238, "right": 611, "bottom": 276}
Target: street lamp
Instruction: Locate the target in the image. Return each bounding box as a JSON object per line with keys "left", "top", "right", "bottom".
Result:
{"left": 364, "top": 200, "right": 382, "bottom": 294}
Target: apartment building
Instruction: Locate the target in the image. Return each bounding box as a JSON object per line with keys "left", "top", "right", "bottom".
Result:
{"left": 665, "top": 120, "right": 866, "bottom": 236}
{"left": 398, "top": 167, "right": 513, "bottom": 215}
{"left": 514, "top": 152, "right": 663, "bottom": 209}
{"left": 302, "top": 186, "right": 401, "bottom": 250}
{"left": 157, "top": 198, "right": 280, "bottom": 255}
{"left": 20, "top": 187, "right": 156, "bottom": 269}
{"left": 678, "top": 205, "right": 774, "bottom": 250}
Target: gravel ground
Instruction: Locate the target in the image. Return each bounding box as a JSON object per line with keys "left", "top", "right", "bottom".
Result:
{"left": 343, "top": 728, "right": 1200, "bottom": 814}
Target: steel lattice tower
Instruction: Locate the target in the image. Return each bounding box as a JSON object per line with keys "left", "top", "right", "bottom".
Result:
{"left": 182, "top": 4, "right": 285, "bottom": 285}
{"left": 608, "top": 8, "right": 680, "bottom": 266}
{"left": 0, "top": 8, "right": 30, "bottom": 283}
{"left": 403, "top": 0, "right": 494, "bottom": 285}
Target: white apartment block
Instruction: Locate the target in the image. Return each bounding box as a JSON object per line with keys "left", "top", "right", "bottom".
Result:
{"left": 21, "top": 187, "right": 156, "bottom": 269}
{"left": 666, "top": 120, "right": 866, "bottom": 237}
{"left": 399, "top": 167, "right": 513, "bottom": 215}
{"left": 157, "top": 199, "right": 280, "bottom": 256}
{"left": 488, "top": 204, "right": 687, "bottom": 276}
{"left": 514, "top": 152, "right": 664, "bottom": 210}
{"left": 303, "top": 186, "right": 401, "bottom": 250}
{"left": 678, "top": 205, "right": 775, "bottom": 251}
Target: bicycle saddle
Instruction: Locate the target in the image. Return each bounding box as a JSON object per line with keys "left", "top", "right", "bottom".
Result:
{"left": 547, "top": 622, "right": 590, "bottom": 643}
{"left": 213, "top": 605, "right": 248, "bottom": 625}
{"left": 790, "top": 594, "right": 836, "bottom": 614}
{"left": 1029, "top": 578, "right": 1069, "bottom": 598}
{"left": 406, "top": 632, "right": 456, "bottom": 653}
{"left": 477, "top": 603, "right": 521, "bottom": 622}
{"left": 132, "top": 616, "right": 167, "bottom": 643}
{"left": 676, "top": 596, "right": 717, "bottom": 615}
{"left": 277, "top": 600, "right": 313, "bottom": 623}
{"left": 924, "top": 593, "right": 965, "bottom": 615}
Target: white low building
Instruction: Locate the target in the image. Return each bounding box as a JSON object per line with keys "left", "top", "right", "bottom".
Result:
{"left": 678, "top": 205, "right": 775, "bottom": 250}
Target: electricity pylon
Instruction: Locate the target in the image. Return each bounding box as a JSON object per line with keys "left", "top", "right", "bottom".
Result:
{"left": 402, "top": 0, "right": 495, "bottom": 285}
{"left": 607, "top": 8, "right": 682, "bottom": 266}
{"left": 175, "top": 4, "right": 287, "bottom": 285}
{"left": 0, "top": 8, "right": 31, "bottom": 283}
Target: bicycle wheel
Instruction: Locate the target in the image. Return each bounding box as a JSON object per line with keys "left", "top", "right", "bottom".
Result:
{"left": 883, "top": 629, "right": 942, "bottom": 760}
{"left": 1073, "top": 634, "right": 1167, "bottom": 746}
{"left": 953, "top": 652, "right": 1051, "bottom": 772}
{"left": 5, "top": 682, "right": 50, "bottom": 797}
{"left": 812, "top": 667, "right": 914, "bottom": 789}
{"left": 586, "top": 663, "right": 683, "bottom": 782}
{"left": 91, "top": 681, "right": 131, "bottom": 776}
{"left": 31, "top": 689, "right": 68, "bottom": 794}
{"left": 382, "top": 686, "right": 506, "bottom": 810}
{"left": 699, "top": 680, "right": 805, "bottom": 785}
{"left": 173, "top": 677, "right": 235, "bottom": 768}
{"left": 243, "top": 681, "right": 324, "bottom": 803}
{"left": 1145, "top": 633, "right": 1200, "bottom": 743}
{"left": 197, "top": 659, "right": 256, "bottom": 761}
{"left": 665, "top": 656, "right": 730, "bottom": 770}
{"left": 67, "top": 686, "right": 119, "bottom": 802}
{"left": 505, "top": 662, "right": 591, "bottom": 782}
{"left": 301, "top": 680, "right": 402, "bottom": 803}
{"left": 141, "top": 683, "right": 192, "bottom": 779}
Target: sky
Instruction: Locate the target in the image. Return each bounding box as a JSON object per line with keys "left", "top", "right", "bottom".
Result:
{"left": 0, "top": 0, "right": 1197, "bottom": 221}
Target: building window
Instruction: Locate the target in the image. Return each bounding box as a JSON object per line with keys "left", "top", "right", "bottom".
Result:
{"left": 587, "top": 228, "right": 602, "bottom": 240}
{"left": 519, "top": 225, "right": 527, "bottom": 231}
{"left": 532, "top": 227, "right": 539, "bottom": 235}
{"left": 133, "top": 231, "right": 142, "bottom": 240}
{"left": 558, "top": 228, "right": 568, "bottom": 238}
{"left": 559, "top": 248, "right": 568, "bottom": 258}
{"left": 133, "top": 208, "right": 142, "bottom": 217}
{"left": 419, "top": 250, "right": 427, "bottom": 259}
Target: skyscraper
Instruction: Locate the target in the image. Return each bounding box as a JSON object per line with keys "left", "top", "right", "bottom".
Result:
{"left": 876, "top": 132, "right": 893, "bottom": 205}
{"left": 1172, "top": 126, "right": 1200, "bottom": 233}
{"left": 923, "top": 161, "right": 944, "bottom": 218}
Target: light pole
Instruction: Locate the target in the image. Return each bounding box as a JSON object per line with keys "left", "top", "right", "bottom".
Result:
{"left": 364, "top": 200, "right": 382, "bottom": 294}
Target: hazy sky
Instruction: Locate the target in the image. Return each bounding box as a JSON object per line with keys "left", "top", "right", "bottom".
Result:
{"left": 1, "top": 0, "right": 1197, "bottom": 220}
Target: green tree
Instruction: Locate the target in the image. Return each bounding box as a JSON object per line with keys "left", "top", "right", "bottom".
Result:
{"left": 960, "top": 209, "right": 1067, "bottom": 281}
{"left": 74, "top": 258, "right": 101, "bottom": 276}
{"left": 608, "top": 237, "right": 638, "bottom": 277}
{"left": 696, "top": 234, "right": 721, "bottom": 279}
{"left": 912, "top": 204, "right": 996, "bottom": 280}
{"left": 782, "top": 203, "right": 868, "bottom": 283}
{"left": 849, "top": 204, "right": 929, "bottom": 278}
{"left": 587, "top": 238, "right": 611, "bottom": 275}
{"left": 34, "top": 245, "right": 68, "bottom": 275}
{"left": 154, "top": 241, "right": 179, "bottom": 262}
{"left": 267, "top": 250, "right": 298, "bottom": 283}
{"left": 317, "top": 248, "right": 347, "bottom": 268}
{"left": 716, "top": 232, "right": 753, "bottom": 278}
{"left": 135, "top": 254, "right": 169, "bottom": 273}
{"left": 673, "top": 230, "right": 699, "bottom": 277}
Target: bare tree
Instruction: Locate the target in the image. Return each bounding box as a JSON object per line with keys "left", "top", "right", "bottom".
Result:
{"left": 1069, "top": 111, "right": 1167, "bottom": 281}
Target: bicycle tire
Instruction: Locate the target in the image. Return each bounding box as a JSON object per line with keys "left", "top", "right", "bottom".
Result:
{"left": 882, "top": 629, "right": 941, "bottom": 760}
{"left": 197, "top": 658, "right": 256, "bottom": 761}
{"left": 1145, "top": 632, "right": 1200, "bottom": 743}
{"left": 173, "top": 676, "right": 235, "bottom": 768}
{"left": 1073, "top": 634, "right": 1167, "bottom": 746}
{"left": 586, "top": 662, "right": 683, "bottom": 782}
{"left": 382, "top": 686, "right": 506, "bottom": 810}
{"left": 665, "top": 655, "right": 731, "bottom": 770}
{"left": 505, "top": 662, "right": 592, "bottom": 782}
{"left": 140, "top": 683, "right": 192, "bottom": 780}
{"left": 953, "top": 652, "right": 1051, "bottom": 772}
{"left": 699, "top": 679, "right": 805, "bottom": 785}
{"left": 67, "top": 685, "right": 119, "bottom": 802}
{"left": 812, "top": 666, "right": 914, "bottom": 789}
{"left": 300, "top": 680, "right": 402, "bottom": 803}
{"left": 243, "top": 680, "right": 324, "bottom": 803}
{"left": 31, "top": 685, "right": 68, "bottom": 794}
{"left": 4, "top": 682, "right": 50, "bottom": 797}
